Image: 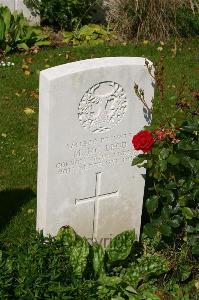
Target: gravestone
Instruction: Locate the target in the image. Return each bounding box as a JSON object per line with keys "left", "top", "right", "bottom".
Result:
{"left": 37, "top": 57, "right": 154, "bottom": 245}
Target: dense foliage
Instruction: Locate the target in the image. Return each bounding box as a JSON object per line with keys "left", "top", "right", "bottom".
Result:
{"left": 63, "top": 23, "right": 116, "bottom": 47}
{"left": 105, "top": 0, "right": 199, "bottom": 40}
{"left": 0, "top": 6, "right": 50, "bottom": 54}
{"left": 132, "top": 59, "right": 199, "bottom": 256}
{"left": 24, "top": 0, "right": 100, "bottom": 31}
{"left": 0, "top": 227, "right": 198, "bottom": 299}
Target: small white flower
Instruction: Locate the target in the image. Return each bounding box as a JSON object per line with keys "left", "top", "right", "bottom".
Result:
{"left": 11, "top": 62, "right": 15, "bottom": 66}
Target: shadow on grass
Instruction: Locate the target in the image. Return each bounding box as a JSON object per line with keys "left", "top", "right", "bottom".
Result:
{"left": 0, "top": 188, "right": 35, "bottom": 232}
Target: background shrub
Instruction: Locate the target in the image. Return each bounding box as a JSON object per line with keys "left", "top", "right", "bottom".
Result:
{"left": 0, "top": 6, "right": 50, "bottom": 54}
{"left": 25, "top": 0, "right": 101, "bottom": 31}
{"left": 105, "top": 0, "right": 199, "bottom": 41}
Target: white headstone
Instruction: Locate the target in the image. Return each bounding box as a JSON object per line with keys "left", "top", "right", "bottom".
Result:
{"left": 37, "top": 57, "right": 154, "bottom": 245}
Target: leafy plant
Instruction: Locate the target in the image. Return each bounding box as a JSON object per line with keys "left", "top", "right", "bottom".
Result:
{"left": 24, "top": 0, "right": 100, "bottom": 31}
{"left": 63, "top": 23, "right": 117, "bottom": 46}
{"left": 132, "top": 59, "right": 199, "bottom": 255}
{"left": 0, "top": 227, "right": 198, "bottom": 298}
{"left": 0, "top": 6, "right": 50, "bottom": 54}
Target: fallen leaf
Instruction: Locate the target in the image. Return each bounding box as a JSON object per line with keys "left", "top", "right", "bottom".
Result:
{"left": 45, "top": 64, "right": 50, "bottom": 68}
{"left": 22, "top": 64, "right": 29, "bottom": 70}
{"left": 27, "top": 209, "right": 34, "bottom": 214}
{"left": 25, "top": 57, "right": 32, "bottom": 64}
{"left": 30, "top": 90, "right": 39, "bottom": 100}
{"left": 15, "top": 92, "right": 20, "bottom": 97}
{"left": 1, "top": 133, "right": 7, "bottom": 138}
{"left": 195, "top": 280, "right": 199, "bottom": 290}
{"left": 11, "top": 149, "right": 16, "bottom": 155}
{"left": 24, "top": 70, "right": 31, "bottom": 76}
{"left": 157, "top": 46, "right": 163, "bottom": 51}
{"left": 24, "top": 107, "right": 35, "bottom": 115}
{"left": 143, "top": 40, "right": 149, "bottom": 45}
{"left": 65, "top": 53, "right": 69, "bottom": 60}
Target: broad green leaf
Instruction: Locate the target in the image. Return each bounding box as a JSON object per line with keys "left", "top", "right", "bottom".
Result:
{"left": 143, "top": 223, "right": 158, "bottom": 238}
{"left": 106, "top": 230, "right": 135, "bottom": 262}
{"left": 180, "top": 156, "right": 198, "bottom": 173}
{"left": 35, "top": 40, "right": 51, "bottom": 46}
{"left": 92, "top": 243, "right": 105, "bottom": 277}
{"left": 17, "top": 42, "right": 29, "bottom": 50}
{"left": 161, "top": 190, "right": 175, "bottom": 203}
{"left": 181, "top": 120, "right": 199, "bottom": 133}
{"left": 182, "top": 207, "right": 194, "bottom": 220}
{"left": 161, "top": 207, "right": 171, "bottom": 220}
{"left": 98, "top": 274, "right": 122, "bottom": 286}
{"left": 0, "top": 16, "right": 5, "bottom": 41}
{"left": 132, "top": 155, "right": 146, "bottom": 166}
{"left": 192, "top": 243, "right": 199, "bottom": 255}
{"left": 69, "top": 237, "right": 90, "bottom": 276}
{"left": 145, "top": 196, "right": 159, "bottom": 214}
{"left": 126, "top": 286, "right": 138, "bottom": 294}
{"left": 159, "top": 224, "right": 172, "bottom": 237}
{"left": 178, "top": 140, "right": 198, "bottom": 151}
{"left": 168, "top": 154, "right": 180, "bottom": 165}
{"left": 169, "top": 216, "right": 182, "bottom": 228}
{"left": 56, "top": 225, "right": 76, "bottom": 246}
{"left": 2, "top": 6, "right": 11, "bottom": 35}
{"left": 178, "top": 196, "right": 187, "bottom": 207}
{"left": 5, "top": 45, "right": 11, "bottom": 53}
{"left": 159, "top": 148, "right": 170, "bottom": 160}
{"left": 178, "top": 265, "right": 192, "bottom": 281}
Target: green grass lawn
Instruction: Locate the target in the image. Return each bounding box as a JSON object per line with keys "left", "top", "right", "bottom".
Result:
{"left": 0, "top": 39, "right": 198, "bottom": 243}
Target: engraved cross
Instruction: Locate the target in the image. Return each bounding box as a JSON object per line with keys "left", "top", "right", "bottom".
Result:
{"left": 75, "top": 172, "right": 119, "bottom": 241}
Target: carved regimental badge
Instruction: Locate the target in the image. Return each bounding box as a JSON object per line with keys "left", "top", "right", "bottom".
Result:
{"left": 78, "top": 81, "right": 127, "bottom": 133}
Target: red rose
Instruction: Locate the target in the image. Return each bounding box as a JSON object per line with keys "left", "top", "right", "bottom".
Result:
{"left": 132, "top": 130, "right": 155, "bottom": 153}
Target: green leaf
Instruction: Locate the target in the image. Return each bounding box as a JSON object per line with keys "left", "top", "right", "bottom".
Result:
{"left": 161, "top": 207, "right": 170, "bottom": 220}
{"left": 169, "top": 216, "right": 182, "bottom": 228}
{"left": 35, "top": 40, "right": 51, "bottom": 46}
{"left": 159, "top": 148, "right": 170, "bottom": 160}
{"left": 192, "top": 243, "right": 199, "bottom": 255}
{"left": 168, "top": 154, "right": 180, "bottom": 165}
{"left": 5, "top": 45, "right": 11, "bottom": 53}
{"left": 126, "top": 286, "right": 138, "bottom": 294}
{"left": 106, "top": 230, "right": 135, "bottom": 262}
{"left": 69, "top": 237, "right": 90, "bottom": 276}
{"left": 161, "top": 190, "right": 175, "bottom": 203}
{"left": 178, "top": 265, "right": 192, "bottom": 281}
{"left": 145, "top": 196, "right": 159, "bottom": 214}
{"left": 182, "top": 207, "right": 194, "bottom": 220}
{"left": 181, "top": 120, "right": 199, "bottom": 133}
{"left": 159, "top": 224, "right": 172, "bottom": 237}
{"left": 0, "top": 16, "right": 5, "bottom": 42}
{"left": 132, "top": 155, "right": 146, "bottom": 166}
{"left": 56, "top": 225, "right": 76, "bottom": 246}
{"left": 17, "top": 42, "right": 29, "bottom": 50}
{"left": 98, "top": 274, "right": 122, "bottom": 286}
{"left": 143, "top": 223, "right": 158, "bottom": 238}
{"left": 92, "top": 243, "right": 105, "bottom": 277}
{"left": 178, "top": 196, "right": 187, "bottom": 207}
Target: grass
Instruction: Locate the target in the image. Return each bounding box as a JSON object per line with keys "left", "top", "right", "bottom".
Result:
{"left": 0, "top": 38, "right": 198, "bottom": 243}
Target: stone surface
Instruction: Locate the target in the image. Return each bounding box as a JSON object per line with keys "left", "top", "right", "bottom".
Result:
{"left": 37, "top": 57, "right": 154, "bottom": 244}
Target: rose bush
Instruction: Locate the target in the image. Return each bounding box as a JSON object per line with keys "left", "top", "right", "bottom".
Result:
{"left": 132, "top": 59, "right": 199, "bottom": 255}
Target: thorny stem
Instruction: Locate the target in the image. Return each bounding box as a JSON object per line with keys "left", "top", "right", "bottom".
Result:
{"left": 134, "top": 82, "right": 152, "bottom": 113}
